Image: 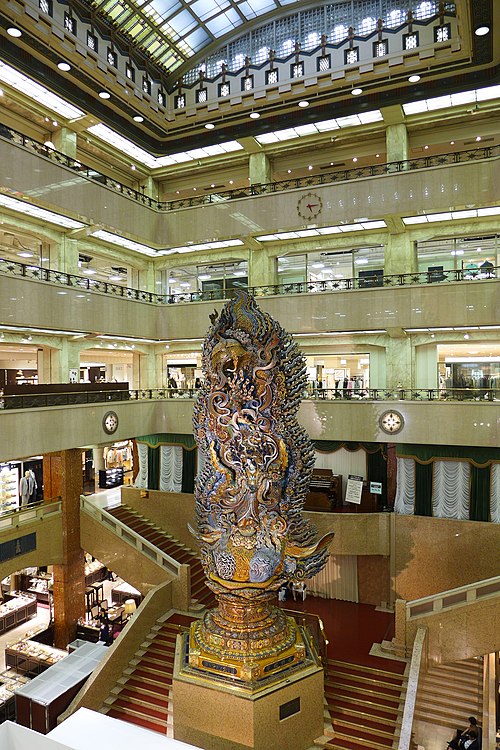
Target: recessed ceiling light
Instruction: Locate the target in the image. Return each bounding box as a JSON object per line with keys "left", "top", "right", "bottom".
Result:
{"left": 298, "top": 100, "right": 309, "bottom": 108}
{"left": 249, "top": 111, "right": 260, "bottom": 119}
{"left": 109, "top": 275, "right": 122, "bottom": 282}
{"left": 57, "top": 62, "right": 71, "bottom": 72}
{"left": 351, "top": 87, "right": 363, "bottom": 96}
{"left": 352, "top": 157, "right": 358, "bottom": 162}
{"left": 7, "top": 28, "right": 22, "bottom": 38}
{"left": 99, "top": 91, "right": 110, "bottom": 99}
{"left": 450, "top": 140, "right": 455, "bottom": 145}
{"left": 131, "top": 165, "right": 136, "bottom": 170}
{"left": 287, "top": 169, "right": 292, "bottom": 174}
{"left": 229, "top": 180, "right": 234, "bottom": 185}
{"left": 83, "top": 268, "right": 97, "bottom": 275}
{"left": 133, "top": 115, "right": 144, "bottom": 122}
{"left": 205, "top": 123, "right": 215, "bottom": 129}
{"left": 475, "top": 25, "right": 490, "bottom": 36}
{"left": 375, "top": 153, "right": 380, "bottom": 157}
{"left": 308, "top": 165, "right": 313, "bottom": 170}
{"left": 475, "top": 135, "right": 481, "bottom": 142}
{"left": 408, "top": 74, "right": 420, "bottom": 83}
{"left": 424, "top": 145, "right": 429, "bottom": 149}
{"left": 210, "top": 183, "right": 215, "bottom": 188}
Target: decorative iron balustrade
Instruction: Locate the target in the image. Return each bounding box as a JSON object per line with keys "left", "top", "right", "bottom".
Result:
{"left": 0, "top": 387, "right": 498, "bottom": 411}
{"left": 0, "top": 256, "right": 497, "bottom": 308}
{"left": 1, "top": 124, "right": 498, "bottom": 212}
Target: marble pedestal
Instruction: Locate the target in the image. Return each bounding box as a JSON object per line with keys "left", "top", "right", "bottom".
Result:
{"left": 173, "top": 633, "right": 324, "bottom": 750}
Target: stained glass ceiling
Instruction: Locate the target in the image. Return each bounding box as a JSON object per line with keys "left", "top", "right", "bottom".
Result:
{"left": 87, "top": 0, "right": 302, "bottom": 73}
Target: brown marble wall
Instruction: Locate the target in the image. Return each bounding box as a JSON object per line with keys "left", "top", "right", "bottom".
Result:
{"left": 394, "top": 514, "right": 500, "bottom": 602}
{"left": 357, "top": 555, "right": 390, "bottom": 606}
{"left": 44, "top": 449, "right": 85, "bottom": 648}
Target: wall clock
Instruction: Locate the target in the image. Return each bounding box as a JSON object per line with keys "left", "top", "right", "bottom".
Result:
{"left": 103, "top": 410, "right": 119, "bottom": 435}
{"left": 379, "top": 410, "right": 404, "bottom": 435}
{"left": 297, "top": 192, "right": 323, "bottom": 221}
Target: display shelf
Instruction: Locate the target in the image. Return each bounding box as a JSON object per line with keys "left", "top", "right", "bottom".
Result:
{"left": 84, "top": 561, "right": 107, "bottom": 587}
{"left": 0, "top": 465, "right": 19, "bottom": 512}
{"left": 0, "top": 594, "right": 37, "bottom": 635}
{"left": 111, "top": 582, "right": 142, "bottom": 606}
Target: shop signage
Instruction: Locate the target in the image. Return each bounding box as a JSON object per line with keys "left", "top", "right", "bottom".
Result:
{"left": 370, "top": 481, "right": 383, "bottom": 495}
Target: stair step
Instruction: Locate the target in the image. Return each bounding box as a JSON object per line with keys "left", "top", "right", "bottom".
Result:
{"left": 332, "top": 718, "right": 395, "bottom": 741}
{"left": 329, "top": 659, "right": 405, "bottom": 681}
{"left": 118, "top": 686, "right": 172, "bottom": 711}
{"left": 110, "top": 696, "right": 169, "bottom": 723}
{"left": 131, "top": 666, "right": 173, "bottom": 685}
{"left": 325, "top": 683, "right": 401, "bottom": 708}
{"left": 106, "top": 707, "right": 169, "bottom": 735}
{"left": 326, "top": 673, "right": 403, "bottom": 695}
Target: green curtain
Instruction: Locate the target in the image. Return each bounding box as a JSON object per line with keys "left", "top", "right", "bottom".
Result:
{"left": 314, "top": 440, "right": 383, "bottom": 454}
{"left": 367, "top": 448, "right": 388, "bottom": 508}
{"left": 147, "top": 446, "right": 160, "bottom": 490}
{"left": 136, "top": 433, "right": 196, "bottom": 450}
{"left": 397, "top": 443, "right": 500, "bottom": 467}
{"left": 414, "top": 462, "right": 433, "bottom": 516}
{"left": 470, "top": 465, "right": 491, "bottom": 522}
{"left": 182, "top": 447, "right": 196, "bottom": 493}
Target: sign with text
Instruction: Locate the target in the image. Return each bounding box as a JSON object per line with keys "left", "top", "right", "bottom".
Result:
{"left": 345, "top": 474, "right": 364, "bottom": 505}
{"left": 370, "top": 481, "right": 383, "bottom": 495}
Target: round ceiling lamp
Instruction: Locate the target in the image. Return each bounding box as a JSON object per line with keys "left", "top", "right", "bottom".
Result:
{"left": 57, "top": 62, "right": 71, "bottom": 72}
{"left": 474, "top": 25, "right": 490, "bottom": 36}
{"left": 133, "top": 115, "right": 144, "bottom": 122}
{"left": 7, "top": 27, "right": 22, "bottom": 37}
{"left": 298, "top": 100, "right": 309, "bottom": 108}
{"left": 408, "top": 74, "right": 421, "bottom": 83}
{"left": 351, "top": 87, "right": 363, "bottom": 96}
{"left": 205, "top": 122, "right": 215, "bottom": 129}
{"left": 98, "top": 91, "right": 111, "bottom": 99}
{"left": 249, "top": 111, "right": 260, "bottom": 119}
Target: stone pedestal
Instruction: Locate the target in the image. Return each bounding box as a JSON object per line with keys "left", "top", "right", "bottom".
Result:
{"left": 173, "top": 633, "right": 324, "bottom": 750}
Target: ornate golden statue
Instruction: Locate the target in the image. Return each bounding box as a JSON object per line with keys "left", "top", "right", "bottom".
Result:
{"left": 187, "top": 292, "right": 333, "bottom": 686}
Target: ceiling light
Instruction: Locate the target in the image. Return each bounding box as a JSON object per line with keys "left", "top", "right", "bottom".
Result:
{"left": 287, "top": 169, "right": 292, "bottom": 174}
{"left": 7, "top": 28, "right": 22, "bottom": 37}
{"left": 83, "top": 268, "right": 97, "bottom": 275}
{"left": 57, "top": 62, "right": 71, "bottom": 72}
{"left": 464, "top": 333, "right": 470, "bottom": 339}
{"left": 108, "top": 275, "right": 122, "bottom": 282}
{"left": 424, "top": 145, "right": 429, "bottom": 150}
{"left": 180, "top": 282, "right": 191, "bottom": 287}
{"left": 408, "top": 75, "right": 420, "bottom": 83}
{"left": 90, "top": 229, "right": 158, "bottom": 257}
{"left": 298, "top": 100, "right": 309, "bottom": 108}
{"left": 0, "top": 193, "right": 84, "bottom": 229}
{"left": 450, "top": 140, "right": 455, "bottom": 145}
{"left": 229, "top": 180, "right": 234, "bottom": 185}
{"left": 351, "top": 88, "right": 363, "bottom": 96}
{"left": 0, "top": 62, "right": 84, "bottom": 119}
{"left": 198, "top": 274, "right": 211, "bottom": 281}
{"left": 17, "top": 252, "right": 33, "bottom": 258}
{"left": 205, "top": 123, "right": 215, "bottom": 130}
{"left": 249, "top": 111, "right": 260, "bottom": 119}
{"left": 475, "top": 135, "right": 481, "bottom": 142}
{"left": 133, "top": 115, "right": 144, "bottom": 122}
{"left": 475, "top": 25, "right": 490, "bottom": 36}
{"left": 210, "top": 183, "right": 215, "bottom": 188}
{"left": 98, "top": 91, "right": 110, "bottom": 99}
{"left": 168, "top": 278, "right": 177, "bottom": 283}
{"left": 375, "top": 153, "right": 380, "bottom": 158}
{"left": 352, "top": 157, "right": 358, "bottom": 162}
{"left": 308, "top": 165, "right": 313, "bottom": 170}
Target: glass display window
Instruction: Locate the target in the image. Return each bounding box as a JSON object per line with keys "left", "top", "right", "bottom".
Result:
{"left": 417, "top": 234, "right": 499, "bottom": 276}
{"left": 158, "top": 260, "right": 248, "bottom": 298}
{"left": 277, "top": 246, "right": 384, "bottom": 287}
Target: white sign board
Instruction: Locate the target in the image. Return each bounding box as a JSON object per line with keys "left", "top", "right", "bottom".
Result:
{"left": 345, "top": 474, "right": 364, "bottom": 505}
{"left": 370, "top": 481, "right": 383, "bottom": 495}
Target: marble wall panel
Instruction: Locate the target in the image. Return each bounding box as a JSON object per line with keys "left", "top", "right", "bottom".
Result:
{"left": 357, "top": 555, "right": 391, "bottom": 606}
{"left": 0, "top": 515, "right": 64, "bottom": 581}
{"left": 1, "top": 140, "right": 499, "bottom": 248}
{"left": 394, "top": 515, "right": 500, "bottom": 602}
{"left": 0, "top": 397, "right": 497, "bottom": 462}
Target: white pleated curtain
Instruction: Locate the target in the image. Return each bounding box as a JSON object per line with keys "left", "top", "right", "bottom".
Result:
{"left": 314, "top": 447, "right": 366, "bottom": 498}
{"left": 159, "top": 445, "right": 183, "bottom": 492}
{"left": 134, "top": 443, "right": 148, "bottom": 488}
{"left": 394, "top": 457, "right": 415, "bottom": 515}
{"left": 490, "top": 463, "right": 500, "bottom": 523}
{"left": 432, "top": 460, "right": 470, "bottom": 520}
{"left": 308, "top": 554, "right": 358, "bottom": 602}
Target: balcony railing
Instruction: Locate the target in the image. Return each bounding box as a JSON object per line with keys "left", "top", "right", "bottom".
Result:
{"left": 1, "top": 123, "right": 499, "bottom": 211}
{"left": 0, "top": 255, "right": 498, "bottom": 308}
{"left": 0, "top": 386, "right": 498, "bottom": 411}
{"left": 0, "top": 499, "right": 62, "bottom": 530}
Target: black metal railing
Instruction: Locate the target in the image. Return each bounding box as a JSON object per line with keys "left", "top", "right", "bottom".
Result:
{"left": 1, "top": 123, "right": 499, "bottom": 212}
{"left": 0, "top": 256, "right": 497, "bottom": 307}
{"left": 1, "top": 386, "right": 498, "bottom": 411}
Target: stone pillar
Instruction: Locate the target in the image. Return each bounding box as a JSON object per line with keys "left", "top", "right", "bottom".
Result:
{"left": 137, "top": 261, "right": 156, "bottom": 294}
{"left": 54, "top": 340, "right": 81, "bottom": 384}
{"left": 51, "top": 236, "right": 80, "bottom": 277}
{"left": 139, "top": 176, "right": 158, "bottom": 200}
{"left": 249, "top": 152, "right": 272, "bottom": 185}
{"left": 249, "top": 246, "right": 277, "bottom": 287}
{"left": 384, "top": 233, "right": 417, "bottom": 276}
{"left": 52, "top": 127, "right": 77, "bottom": 159}
{"left": 385, "top": 123, "right": 409, "bottom": 164}
{"left": 385, "top": 336, "right": 413, "bottom": 389}
{"left": 43, "top": 449, "right": 85, "bottom": 648}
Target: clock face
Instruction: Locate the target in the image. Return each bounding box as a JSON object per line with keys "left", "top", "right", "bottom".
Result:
{"left": 297, "top": 192, "right": 323, "bottom": 221}
{"left": 379, "top": 410, "right": 404, "bottom": 435}
{"left": 103, "top": 411, "right": 119, "bottom": 434}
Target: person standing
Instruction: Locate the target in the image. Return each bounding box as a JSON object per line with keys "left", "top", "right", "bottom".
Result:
{"left": 19, "top": 471, "right": 30, "bottom": 507}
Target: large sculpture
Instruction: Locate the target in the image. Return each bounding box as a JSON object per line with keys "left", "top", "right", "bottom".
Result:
{"left": 187, "top": 291, "right": 333, "bottom": 685}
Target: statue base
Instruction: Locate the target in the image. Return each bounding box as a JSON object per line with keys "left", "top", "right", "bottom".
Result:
{"left": 173, "top": 628, "right": 324, "bottom": 750}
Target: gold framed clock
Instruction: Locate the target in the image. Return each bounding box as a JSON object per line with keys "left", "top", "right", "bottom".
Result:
{"left": 296, "top": 192, "right": 323, "bottom": 221}
{"left": 379, "top": 410, "right": 404, "bottom": 435}
{"left": 103, "top": 410, "right": 119, "bottom": 435}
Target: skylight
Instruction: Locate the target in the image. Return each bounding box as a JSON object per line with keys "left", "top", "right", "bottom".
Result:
{"left": 255, "top": 111, "right": 383, "bottom": 144}
{"left": 402, "top": 85, "right": 500, "bottom": 115}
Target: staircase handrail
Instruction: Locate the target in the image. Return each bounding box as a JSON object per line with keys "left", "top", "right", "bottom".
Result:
{"left": 0, "top": 499, "right": 62, "bottom": 532}
{"left": 397, "top": 626, "right": 427, "bottom": 750}
{"left": 80, "top": 495, "right": 182, "bottom": 578}
{"left": 406, "top": 574, "right": 500, "bottom": 620}
{"left": 283, "top": 607, "right": 328, "bottom": 665}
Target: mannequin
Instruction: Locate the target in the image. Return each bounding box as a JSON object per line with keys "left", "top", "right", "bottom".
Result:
{"left": 20, "top": 471, "right": 30, "bottom": 507}
{"left": 27, "top": 469, "right": 37, "bottom": 504}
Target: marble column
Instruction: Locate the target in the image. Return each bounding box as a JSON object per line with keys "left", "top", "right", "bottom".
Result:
{"left": 54, "top": 340, "right": 81, "bottom": 384}
{"left": 51, "top": 236, "right": 80, "bottom": 277}
{"left": 52, "top": 127, "right": 77, "bottom": 160}
{"left": 249, "top": 246, "right": 277, "bottom": 287}
{"left": 249, "top": 152, "right": 271, "bottom": 185}
{"left": 384, "top": 232, "right": 417, "bottom": 276}
{"left": 386, "top": 123, "right": 409, "bottom": 165}
{"left": 385, "top": 336, "right": 413, "bottom": 389}
{"left": 139, "top": 175, "right": 158, "bottom": 200}
{"left": 137, "top": 261, "right": 156, "bottom": 294}
{"left": 43, "top": 449, "right": 85, "bottom": 648}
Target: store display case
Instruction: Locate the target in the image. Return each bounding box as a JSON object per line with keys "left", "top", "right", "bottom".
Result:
{"left": 98, "top": 467, "right": 124, "bottom": 489}
{"left": 84, "top": 559, "right": 107, "bottom": 587}
{"left": 111, "top": 581, "right": 142, "bottom": 606}
{"left": 0, "top": 669, "right": 30, "bottom": 724}
{"left": 0, "top": 465, "right": 19, "bottom": 513}
{"left": 0, "top": 594, "right": 37, "bottom": 635}
{"left": 5, "top": 637, "right": 67, "bottom": 676}
{"left": 27, "top": 573, "right": 53, "bottom": 605}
